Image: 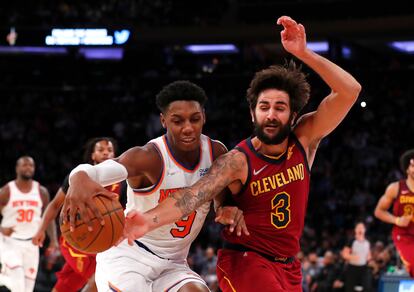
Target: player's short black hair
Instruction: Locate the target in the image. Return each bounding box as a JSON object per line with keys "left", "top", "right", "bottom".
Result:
{"left": 16, "top": 155, "right": 34, "bottom": 166}
{"left": 155, "top": 80, "right": 208, "bottom": 113}
{"left": 83, "top": 137, "right": 118, "bottom": 164}
{"left": 246, "top": 60, "right": 310, "bottom": 114}
{"left": 400, "top": 149, "right": 414, "bottom": 173}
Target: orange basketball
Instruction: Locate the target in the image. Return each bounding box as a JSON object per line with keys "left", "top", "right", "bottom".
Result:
{"left": 60, "top": 195, "right": 125, "bottom": 254}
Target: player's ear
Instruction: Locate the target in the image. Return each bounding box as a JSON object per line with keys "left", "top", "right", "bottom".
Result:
{"left": 250, "top": 108, "right": 255, "bottom": 123}
{"left": 160, "top": 113, "right": 166, "bottom": 128}
{"left": 202, "top": 108, "right": 206, "bottom": 124}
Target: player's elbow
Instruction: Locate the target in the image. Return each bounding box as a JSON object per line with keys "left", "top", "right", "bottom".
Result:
{"left": 374, "top": 207, "right": 382, "bottom": 219}
{"left": 348, "top": 81, "right": 362, "bottom": 102}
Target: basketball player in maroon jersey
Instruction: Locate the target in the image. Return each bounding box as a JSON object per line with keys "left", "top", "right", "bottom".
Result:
{"left": 375, "top": 149, "right": 414, "bottom": 277}
{"left": 115, "top": 15, "right": 361, "bottom": 291}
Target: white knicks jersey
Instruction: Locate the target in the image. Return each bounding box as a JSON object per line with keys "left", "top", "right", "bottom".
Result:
{"left": 1, "top": 180, "right": 43, "bottom": 239}
{"left": 126, "top": 134, "right": 215, "bottom": 260}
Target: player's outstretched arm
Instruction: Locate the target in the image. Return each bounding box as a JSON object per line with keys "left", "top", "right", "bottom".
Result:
{"left": 123, "top": 150, "right": 246, "bottom": 244}
{"left": 62, "top": 144, "right": 160, "bottom": 231}
{"left": 277, "top": 16, "right": 361, "bottom": 146}
{"left": 33, "top": 188, "right": 65, "bottom": 247}
{"left": 39, "top": 185, "right": 60, "bottom": 250}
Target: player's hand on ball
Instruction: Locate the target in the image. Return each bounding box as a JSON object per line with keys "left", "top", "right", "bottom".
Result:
{"left": 61, "top": 172, "right": 118, "bottom": 232}
{"left": 60, "top": 195, "right": 125, "bottom": 253}
{"left": 124, "top": 210, "right": 150, "bottom": 246}
{"left": 215, "top": 206, "right": 250, "bottom": 236}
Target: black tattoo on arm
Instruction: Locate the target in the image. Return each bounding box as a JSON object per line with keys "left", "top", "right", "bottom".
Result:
{"left": 171, "top": 150, "right": 245, "bottom": 216}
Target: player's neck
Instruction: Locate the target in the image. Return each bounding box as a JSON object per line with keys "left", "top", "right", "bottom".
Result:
{"left": 251, "top": 137, "right": 288, "bottom": 157}
{"left": 168, "top": 143, "right": 200, "bottom": 169}
{"left": 15, "top": 178, "right": 33, "bottom": 192}
{"left": 406, "top": 177, "right": 414, "bottom": 192}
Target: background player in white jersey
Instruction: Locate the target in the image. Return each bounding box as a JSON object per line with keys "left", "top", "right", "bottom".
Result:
{"left": 64, "top": 81, "right": 247, "bottom": 292}
{"left": 0, "top": 156, "right": 53, "bottom": 292}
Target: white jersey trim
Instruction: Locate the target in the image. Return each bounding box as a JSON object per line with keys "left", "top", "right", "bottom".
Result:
{"left": 131, "top": 143, "right": 165, "bottom": 196}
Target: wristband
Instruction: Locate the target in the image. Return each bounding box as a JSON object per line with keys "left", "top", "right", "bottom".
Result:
{"left": 395, "top": 217, "right": 400, "bottom": 226}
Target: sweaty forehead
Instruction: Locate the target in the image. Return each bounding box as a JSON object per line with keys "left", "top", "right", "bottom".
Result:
{"left": 165, "top": 100, "right": 203, "bottom": 116}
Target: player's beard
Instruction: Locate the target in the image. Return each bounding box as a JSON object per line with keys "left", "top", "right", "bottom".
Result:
{"left": 253, "top": 115, "right": 293, "bottom": 145}
{"left": 20, "top": 173, "right": 33, "bottom": 180}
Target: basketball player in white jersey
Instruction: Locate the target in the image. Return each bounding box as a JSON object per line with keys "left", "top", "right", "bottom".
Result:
{"left": 0, "top": 156, "right": 53, "bottom": 292}
{"left": 64, "top": 80, "right": 247, "bottom": 292}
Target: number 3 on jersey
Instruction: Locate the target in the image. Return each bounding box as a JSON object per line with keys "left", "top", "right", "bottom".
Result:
{"left": 271, "top": 192, "right": 291, "bottom": 229}
{"left": 170, "top": 211, "right": 197, "bottom": 238}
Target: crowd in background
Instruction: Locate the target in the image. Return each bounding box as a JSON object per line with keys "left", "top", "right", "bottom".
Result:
{"left": 1, "top": 0, "right": 411, "bottom": 28}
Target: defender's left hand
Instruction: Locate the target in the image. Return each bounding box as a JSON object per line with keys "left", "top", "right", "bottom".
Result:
{"left": 215, "top": 206, "right": 250, "bottom": 236}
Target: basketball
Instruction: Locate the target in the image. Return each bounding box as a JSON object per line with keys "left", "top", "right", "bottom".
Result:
{"left": 60, "top": 195, "right": 125, "bottom": 254}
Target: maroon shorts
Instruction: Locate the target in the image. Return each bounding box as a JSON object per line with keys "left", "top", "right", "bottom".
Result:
{"left": 216, "top": 249, "right": 302, "bottom": 292}
{"left": 54, "top": 238, "right": 96, "bottom": 292}
{"left": 393, "top": 233, "right": 414, "bottom": 277}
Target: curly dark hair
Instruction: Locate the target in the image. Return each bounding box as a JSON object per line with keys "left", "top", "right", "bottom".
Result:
{"left": 83, "top": 137, "right": 118, "bottom": 164}
{"left": 246, "top": 60, "right": 310, "bottom": 114}
{"left": 400, "top": 149, "right": 414, "bottom": 173}
{"left": 156, "top": 80, "right": 208, "bottom": 113}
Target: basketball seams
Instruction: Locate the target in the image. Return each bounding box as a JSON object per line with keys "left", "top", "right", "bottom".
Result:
{"left": 60, "top": 196, "right": 125, "bottom": 253}
{"left": 96, "top": 196, "right": 115, "bottom": 248}
{"left": 60, "top": 207, "right": 123, "bottom": 232}
{"left": 83, "top": 224, "right": 105, "bottom": 252}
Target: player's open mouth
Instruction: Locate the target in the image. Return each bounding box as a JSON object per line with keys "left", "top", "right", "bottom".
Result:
{"left": 264, "top": 126, "right": 278, "bottom": 132}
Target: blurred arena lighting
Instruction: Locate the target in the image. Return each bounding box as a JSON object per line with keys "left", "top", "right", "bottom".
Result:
{"left": 45, "top": 28, "right": 130, "bottom": 46}
{"left": 184, "top": 44, "right": 238, "bottom": 54}
{"left": 390, "top": 41, "right": 414, "bottom": 53}
{"left": 78, "top": 48, "right": 123, "bottom": 60}
{"left": 399, "top": 280, "right": 414, "bottom": 292}
{"left": 342, "top": 46, "right": 352, "bottom": 59}
{"left": 307, "top": 41, "right": 329, "bottom": 53}
{"left": 114, "top": 30, "right": 130, "bottom": 45}
{"left": 360, "top": 101, "right": 367, "bottom": 108}
{"left": 0, "top": 46, "right": 68, "bottom": 55}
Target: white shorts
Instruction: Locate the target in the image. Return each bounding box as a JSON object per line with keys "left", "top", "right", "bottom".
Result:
{"left": 0, "top": 236, "right": 39, "bottom": 292}
{"left": 95, "top": 240, "right": 208, "bottom": 292}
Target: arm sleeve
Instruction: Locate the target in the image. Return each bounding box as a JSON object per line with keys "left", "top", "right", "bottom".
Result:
{"left": 69, "top": 159, "right": 128, "bottom": 187}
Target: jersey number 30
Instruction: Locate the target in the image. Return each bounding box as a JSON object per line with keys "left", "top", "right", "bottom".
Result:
{"left": 271, "top": 192, "right": 291, "bottom": 229}
{"left": 170, "top": 211, "right": 197, "bottom": 238}
{"left": 17, "top": 209, "right": 34, "bottom": 222}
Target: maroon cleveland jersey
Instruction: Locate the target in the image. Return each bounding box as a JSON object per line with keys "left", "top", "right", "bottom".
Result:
{"left": 223, "top": 134, "right": 311, "bottom": 257}
{"left": 392, "top": 180, "right": 414, "bottom": 237}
